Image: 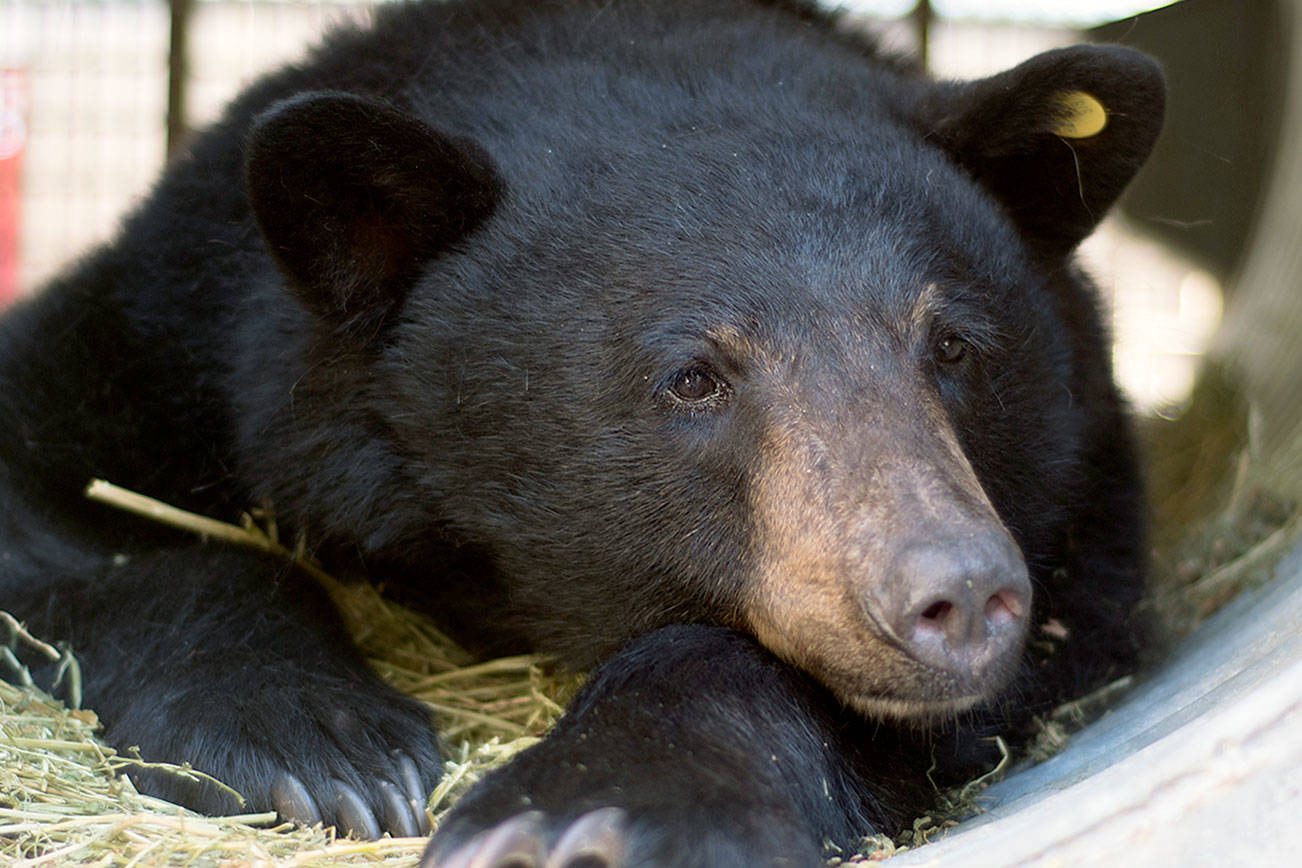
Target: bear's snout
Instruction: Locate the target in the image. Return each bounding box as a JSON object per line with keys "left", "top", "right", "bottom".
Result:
{"left": 742, "top": 375, "right": 1038, "bottom": 719}
{"left": 871, "top": 530, "right": 1030, "bottom": 689}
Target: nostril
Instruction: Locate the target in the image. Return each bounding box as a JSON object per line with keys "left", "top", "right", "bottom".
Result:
{"left": 984, "top": 589, "right": 1026, "bottom": 626}
{"left": 918, "top": 600, "right": 953, "bottom": 632}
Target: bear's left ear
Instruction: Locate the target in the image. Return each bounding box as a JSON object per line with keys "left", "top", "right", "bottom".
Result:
{"left": 245, "top": 92, "right": 501, "bottom": 335}
{"left": 917, "top": 45, "right": 1164, "bottom": 260}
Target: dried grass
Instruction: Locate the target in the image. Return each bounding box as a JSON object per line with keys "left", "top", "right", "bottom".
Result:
{"left": 1, "top": 483, "right": 579, "bottom": 866}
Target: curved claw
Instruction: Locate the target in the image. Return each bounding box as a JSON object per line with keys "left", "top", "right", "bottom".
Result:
{"left": 430, "top": 811, "right": 548, "bottom": 868}
{"left": 270, "top": 772, "right": 322, "bottom": 827}
{"left": 393, "top": 751, "right": 433, "bottom": 834}
{"left": 376, "top": 778, "right": 421, "bottom": 838}
{"left": 330, "top": 779, "right": 382, "bottom": 840}
{"left": 468, "top": 811, "right": 548, "bottom": 868}
{"left": 546, "top": 808, "right": 627, "bottom": 868}
{"left": 425, "top": 839, "right": 474, "bottom": 868}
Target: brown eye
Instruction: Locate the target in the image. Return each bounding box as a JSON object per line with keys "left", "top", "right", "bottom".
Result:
{"left": 670, "top": 368, "right": 719, "bottom": 402}
{"left": 935, "top": 334, "right": 968, "bottom": 365}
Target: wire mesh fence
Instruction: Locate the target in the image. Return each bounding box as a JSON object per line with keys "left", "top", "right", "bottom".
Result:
{"left": 1, "top": 1, "right": 373, "bottom": 294}
{"left": 0, "top": 0, "right": 1218, "bottom": 412}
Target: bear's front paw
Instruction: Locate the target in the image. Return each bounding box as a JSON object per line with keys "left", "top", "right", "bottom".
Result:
{"left": 108, "top": 670, "right": 443, "bottom": 840}
{"left": 422, "top": 808, "right": 626, "bottom": 868}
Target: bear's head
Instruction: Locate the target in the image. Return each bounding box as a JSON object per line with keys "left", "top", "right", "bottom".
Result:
{"left": 243, "top": 39, "right": 1162, "bottom": 721}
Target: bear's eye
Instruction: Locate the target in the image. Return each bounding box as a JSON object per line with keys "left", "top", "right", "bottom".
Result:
{"left": 669, "top": 367, "right": 721, "bottom": 402}
{"left": 935, "top": 334, "right": 968, "bottom": 365}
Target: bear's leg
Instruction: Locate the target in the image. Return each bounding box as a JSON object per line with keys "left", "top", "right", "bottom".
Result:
{"left": 425, "top": 624, "right": 891, "bottom": 868}
{"left": 5, "top": 544, "right": 440, "bottom": 839}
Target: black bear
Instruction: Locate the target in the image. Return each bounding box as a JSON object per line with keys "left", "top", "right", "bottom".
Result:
{"left": 0, "top": 1, "right": 1163, "bottom": 865}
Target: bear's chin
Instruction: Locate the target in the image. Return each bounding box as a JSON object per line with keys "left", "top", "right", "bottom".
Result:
{"left": 842, "top": 691, "right": 988, "bottom": 725}
{"left": 816, "top": 642, "right": 1025, "bottom": 725}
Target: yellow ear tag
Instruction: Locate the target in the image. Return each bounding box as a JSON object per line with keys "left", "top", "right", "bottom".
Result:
{"left": 1049, "top": 91, "right": 1108, "bottom": 139}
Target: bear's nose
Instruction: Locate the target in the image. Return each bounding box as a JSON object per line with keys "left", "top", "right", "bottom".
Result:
{"left": 877, "top": 532, "right": 1030, "bottom": 682}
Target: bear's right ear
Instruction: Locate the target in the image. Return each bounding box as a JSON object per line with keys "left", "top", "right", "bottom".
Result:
{"left": 245, "top": 92, "right": 501, "bottom": 335}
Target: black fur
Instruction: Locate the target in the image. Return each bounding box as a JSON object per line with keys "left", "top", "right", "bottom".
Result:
{"left": 0, "top": 1, "right": 1162, "bottom": 864}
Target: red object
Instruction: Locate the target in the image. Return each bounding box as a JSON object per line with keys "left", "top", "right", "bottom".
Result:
{"left": 0, "top": 69, "right": 26, "bottom": 307}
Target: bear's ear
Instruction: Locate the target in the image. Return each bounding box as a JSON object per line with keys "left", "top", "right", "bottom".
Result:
{"left": 245, "top": 92, "right": 501, "bottom": 334}
{"left": 917, "top": 45, "right": 1164, "bottom": 260}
